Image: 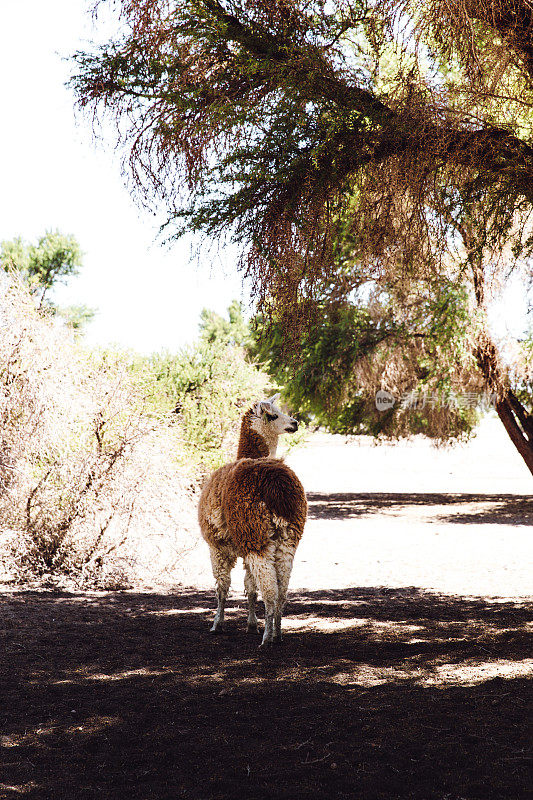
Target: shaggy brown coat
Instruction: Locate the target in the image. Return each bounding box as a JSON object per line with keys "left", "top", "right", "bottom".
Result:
{"left": 198, "top": 399, "right": 307, "bottom": 646}
{"left": 198, "top": 457, "right": 306, "bottom": 556}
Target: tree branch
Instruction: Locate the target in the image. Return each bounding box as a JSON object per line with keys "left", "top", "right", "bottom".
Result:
{"left": 203, "top": 0, "right": 533, "bottom": 202}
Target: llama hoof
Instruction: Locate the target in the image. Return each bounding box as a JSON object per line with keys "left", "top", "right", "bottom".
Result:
{"left": 259, "top": 639, "right": 274, "bottom": 649}
{"left": 272, "top": 635, "right": 283, "bottom": 645}
{"left": 246, "top": 624, "right": 260, "bottom": 634}
{"left": 209, "top": 626, "right": 224, "bottom": 635}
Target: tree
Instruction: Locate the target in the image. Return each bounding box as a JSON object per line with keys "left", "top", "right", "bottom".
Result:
{"left": 143, "top": 301, "right": 268, "bottom": 467}
{"left": 250, "top": 187, "right": 521, "bottom": 441}
{"left": 250, "top": 289, "right": 480, "bottom": 440}
{"left": 0, "top": 231, "right": 94, "bottom": 330}
{"left": 199, "top": 299, "right": 250, "bottom": 347}
{"left": 71, "top": 1, "right": 533, "bottom": 471}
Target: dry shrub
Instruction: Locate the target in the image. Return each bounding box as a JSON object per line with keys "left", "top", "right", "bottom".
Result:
{"left": 0, "top": 277, "right": 196, "bottom": 588}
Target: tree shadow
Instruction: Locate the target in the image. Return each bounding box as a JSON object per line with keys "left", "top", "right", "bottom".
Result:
{"left": 0, "top": 588, "right": 531, "bottom": 800}
{"left": 307, "top": 492, "right": 533, "bottom": 525}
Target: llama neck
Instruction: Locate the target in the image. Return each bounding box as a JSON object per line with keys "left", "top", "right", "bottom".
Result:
{"left": 237, "top": 409, "right": 278, "bottom": 459}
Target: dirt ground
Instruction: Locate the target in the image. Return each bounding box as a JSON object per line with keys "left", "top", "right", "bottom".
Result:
{"left": 1, "top": 415, "right": 532, "bottom": 799}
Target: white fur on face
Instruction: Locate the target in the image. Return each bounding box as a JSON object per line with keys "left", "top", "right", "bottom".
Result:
{"left": 252, "top": 395, "right": 298, "bottom": 436}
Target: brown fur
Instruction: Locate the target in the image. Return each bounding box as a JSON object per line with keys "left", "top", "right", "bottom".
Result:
{"left": 236, "top": 409, "right": 270, "bottom": 458}
{"left": 199, "top": 457, "right": 307, "bottom": 556}
{"left": 198, "top": 400, "right": 306, "bottom": 644}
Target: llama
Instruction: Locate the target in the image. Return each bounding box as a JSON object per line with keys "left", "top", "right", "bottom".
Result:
{"left": 198, "top": 394, "right": 307, "bottom": 648}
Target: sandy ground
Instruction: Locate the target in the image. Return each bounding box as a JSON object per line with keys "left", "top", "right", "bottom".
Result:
{"left": 178, "top": 413, "right": 533, "bottom": 598}
{"left": 1, "top": 415, "right": 532, "bottom": 800}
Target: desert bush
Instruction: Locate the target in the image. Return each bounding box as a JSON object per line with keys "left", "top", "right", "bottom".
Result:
{"left": 0, "top": 278, "right": 176, "bottom": 584}
{"left": 0, "top": 280, "right": 276, "bottom": 587}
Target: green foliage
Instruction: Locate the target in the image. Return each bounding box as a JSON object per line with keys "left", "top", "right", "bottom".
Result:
{"left": 511, "top": 328, "right": 533, "bottom": 413}
{"left": 252, "top": 301, "right": 392, "bottom": 423}
{"left": 0, "top": 231, "right": 95, "bottom": 330}
{"left": 1, "top": 231, "right": 82, "bottom": 300}
{"left": 415, "top": 283, "right": 475, "bottom": 385}
{"left": 130, "top": 302, "right": 270, "bottom": 470}
{"left": 54, "top": 304, "right": 97, "bottom": 331}
{"left": 251, "top": 284, "right": 478, "bottom": 439}
{"left": 69, "top": 1, "right": 533, "bottom": 460}
{"left": 199, "top": 299, "right": 250, "bottom": 347}
{"left": 170, "top": 345, "right": 267, "bottom": 469}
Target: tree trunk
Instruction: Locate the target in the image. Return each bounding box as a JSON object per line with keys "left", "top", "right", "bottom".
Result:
{"left": 460, "top": 219, "right": 533, "bottom": 478}
{"left": 494, "top": 396, "right": 533, "bottom": 477}
{"left": 473, "top": 329, "right": 533, "bottom": 477}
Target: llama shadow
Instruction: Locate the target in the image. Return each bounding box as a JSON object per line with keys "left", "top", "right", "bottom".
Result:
{"left": 0, "top": 587, "right": 531, "bottom": 800}
{"left": 307, "top": 491, "right": 533, "bottom": 525}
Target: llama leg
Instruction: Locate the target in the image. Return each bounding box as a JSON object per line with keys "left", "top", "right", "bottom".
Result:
{"left": 274, "top": 539, "right": 296, "bottom": 643}
{"left": 209, "top": 547, "right": 235, "bottom": 634}
{"left": 245, "top": 547, "right": 278, "bottom": 648}
{"left": 244, "top": 563, "right": 259, "bottom": 633}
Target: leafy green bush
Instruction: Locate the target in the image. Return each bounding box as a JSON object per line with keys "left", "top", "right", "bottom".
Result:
{"left": 140, "top": 342, "right": 269, "bottom": 472}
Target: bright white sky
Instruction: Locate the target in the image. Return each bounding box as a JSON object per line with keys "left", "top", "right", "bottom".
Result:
{"left": 0, "top": 0, "right": 243, "bottom": 353}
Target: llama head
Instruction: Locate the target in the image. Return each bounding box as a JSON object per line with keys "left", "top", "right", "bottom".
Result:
{"left": 252, "top": 393, "right": 298, "bottom": 437}
{"left": 237, "top": 394, "right": 299, "bottom": 458}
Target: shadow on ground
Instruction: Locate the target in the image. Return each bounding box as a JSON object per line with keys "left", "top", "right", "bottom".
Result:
{"left": 0, "top": 587, "right": 531, "bottom": 800}
{"left": 307, "top": 492, "right": 533, "bottom": 525}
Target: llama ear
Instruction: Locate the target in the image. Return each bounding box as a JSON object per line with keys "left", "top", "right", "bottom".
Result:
{"left": 259, "top": 401, "right": 273, "bottom": 414}
{"left": 269, "top": 393, "right": 281, "bottom": 406}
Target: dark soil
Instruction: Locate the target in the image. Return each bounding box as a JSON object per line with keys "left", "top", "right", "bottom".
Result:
{"left": 1, "top": 587, "right": 531, "bottom": 800}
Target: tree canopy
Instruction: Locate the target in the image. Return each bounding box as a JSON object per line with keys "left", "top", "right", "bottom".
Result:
{"left": 71, "top": 1, "right": 533, "bottom": 470}
{"left": 199, "top": 299, "right": 250, "bottom": 347}
{"left": 71, "top": 1, "right": 533, "bottom": 308}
